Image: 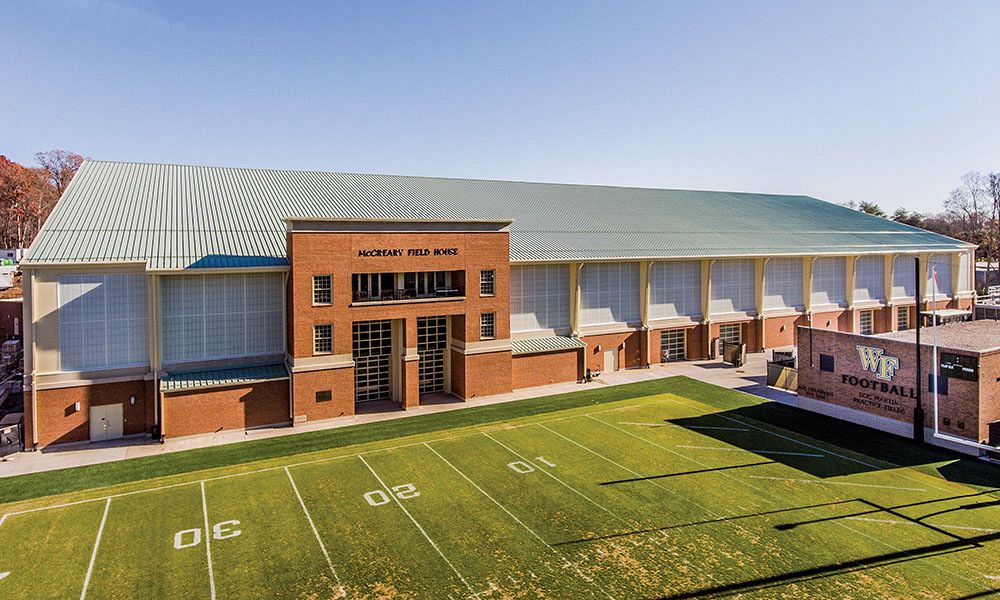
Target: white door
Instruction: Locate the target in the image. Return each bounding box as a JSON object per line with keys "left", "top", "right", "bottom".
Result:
{"left": 603, "top": 349, "right": 619, "bottom": 372}
{"left": 90, "top": 404, "right": 124, "bottom": 442}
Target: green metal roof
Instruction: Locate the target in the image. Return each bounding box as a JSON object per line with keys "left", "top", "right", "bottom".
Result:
{"left": 23, "top": 160, "right": 973, "bottom": 270}
{"left": 511, "top": 336, "right": 587, "bottom": 355}
{"left": 160, "top": 363, "right": 288, "bottom": 392}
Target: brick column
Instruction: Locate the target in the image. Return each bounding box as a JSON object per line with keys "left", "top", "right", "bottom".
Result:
{"left": 402, "top": 317, "right": 420, "bottom": 409}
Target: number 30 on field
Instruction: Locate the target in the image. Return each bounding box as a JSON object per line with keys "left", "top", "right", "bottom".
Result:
{"left": 174, "top": 520, "right": 242, "bottom": 549}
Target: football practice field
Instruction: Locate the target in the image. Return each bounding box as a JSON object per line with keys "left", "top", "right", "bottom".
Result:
{"left": 2, "top": 378, "right": 999, "bottom": 599}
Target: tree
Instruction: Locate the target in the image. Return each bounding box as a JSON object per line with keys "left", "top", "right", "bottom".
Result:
{"left": 858, "top": 201, "right": 887, "bottom": 218}
{"left": 943, "top": 171, "right": 989, "bottom": 248}
{"left": 35, "top": 149, "right": 83, "bottom": 194}
{"left": 0, "top": 150, "right": 84, "bottom": 249}
{"left": 892, "top": 208, "right": 926, "bottom": 228}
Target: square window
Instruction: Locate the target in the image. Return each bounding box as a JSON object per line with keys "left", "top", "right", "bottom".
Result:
{"left": 819, "top": 354, "right": 835, "bottom": 373}
{"left": 860, "top": 310, "right": 874, "bottom": 335}
{"left": 719, "top": 323, "right": 741, "bottom": 344}
{"left": 313, "top": 275, "right": 332, "bottom": 305}
{"left": 480, "top": 270, "right": 495, "bottom": 296}
{"left": 896, "top": 306, "right": 910, "bottom": 331}
{"left": 315, "top": 390, "right": 332, "bottom": 402}
{"left": 313, "top": 324, "right": 332, "bottom": 354}
{"left": 480, "top": 312, "right": 496, "bottom": 340}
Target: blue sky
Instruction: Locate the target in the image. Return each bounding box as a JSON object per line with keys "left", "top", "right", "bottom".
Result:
{"left": 3, "top": 0, "right": 999, "bottom": 213}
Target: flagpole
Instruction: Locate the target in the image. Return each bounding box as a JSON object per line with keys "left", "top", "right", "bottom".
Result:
{"left": 931, "top": 265, "right": 939, "bottom": 438}
{"left": 913, "top": 256, "right": 923, "bottom": 443}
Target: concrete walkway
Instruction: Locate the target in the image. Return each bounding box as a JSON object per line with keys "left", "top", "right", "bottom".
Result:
{"left": 0, "top": 351, "right": 795, "bottom": 478}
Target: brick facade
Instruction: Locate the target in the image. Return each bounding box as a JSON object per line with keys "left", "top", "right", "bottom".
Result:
{"left": 29, "top": 379, "right": 153, "bottom": 447}
{"left": 797, "top": 326, "right": 1000, "bottom": 445}
{"left": 163, "top": 380, "right": 289, "bottom": 438}
{"left": 511, "top": 349, "right": 583, "bottom": 389}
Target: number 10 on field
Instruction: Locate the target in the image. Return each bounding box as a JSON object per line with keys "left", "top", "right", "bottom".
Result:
{"left": 508, "top": 456, "right": 556, "bottom": 474}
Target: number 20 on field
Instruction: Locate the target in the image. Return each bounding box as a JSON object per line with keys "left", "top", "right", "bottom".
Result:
{"left": 364, "top": 484, "right": 420, "bottom": 506}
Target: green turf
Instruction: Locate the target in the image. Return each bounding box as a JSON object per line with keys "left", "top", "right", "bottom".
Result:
{"left": 1, "top": 377, "right": 999, "bottom": 598}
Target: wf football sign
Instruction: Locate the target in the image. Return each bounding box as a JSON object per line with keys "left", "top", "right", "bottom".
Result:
{"left": 856, "top": 345, "right": 900, "bottom": 381}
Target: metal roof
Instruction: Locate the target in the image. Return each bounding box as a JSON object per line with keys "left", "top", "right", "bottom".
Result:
{"left": 23, "top": 160, "right": 973, "bottom": 270}
{"left": 511, "top": 336, "right": 587, "bottom": 355}
{"left": 160, "top": 363, "right": 289, "bottom": 392}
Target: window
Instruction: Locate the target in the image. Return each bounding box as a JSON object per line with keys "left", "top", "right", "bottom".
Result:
{"left": 763, "top": 258, "right": 803, "bottom": 311}
{"left": 660, "top": 329, "right": 686, "bottom": 361}
{"left": 859, "top": 309, "right": 874, "bottom": 335}
{"left": 811, "top": 257, "right": 846, "bottom": 307}
{"left": 929, "top": 374, "right": 948, "bottom": 396}
{"left": 480, "top": 312, "right": 496, "bottom": 340}
{"left": 819, "top": 354, "right": 835, "bottom": 373}
{"left": 710, "top": 260, "right": 755, "bottom": 315}
{"left": 928, "top": 254, "right": 953, "bottom": 298}
{"left": 479, "top": 270, "right": 495, "bottom": 296}
{"left": 897, "top": 306, "right": 910, "bottom": 331}
{"left": 892, "top": 256, "right": 916, "bottom": 299}
{"left": 313, "top": 324, "right": 332, "bottom": 354}
{"left": 59, "top": 274, "right": 148, "bottom": 371}
{"left": 650, "top": 261, "right": 702, "bottom": 319}
{"left": 958, "top": 252, "right": 972, "bottom": 293}
{"left": 854, "top": 256, "right": 885, "bottom": 303}
{"left": 315, "top": 390, "right": 332, "bottom": 402}
{"left": 312, "top": 275, "right": 332, "bottom": 305}
{"left": 510, "top": 265, "right": 570, "bottom": 333}
{"left": 161, "top": 273, "right": 284, "bottom": 363}
{"left": 579, "top": 262, "right": 640, "bottom": 326}
{"left": 719, "top": 323, "right": 741, "bottom": 344}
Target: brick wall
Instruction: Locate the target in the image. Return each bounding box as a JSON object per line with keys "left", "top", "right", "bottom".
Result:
{"left": 33, "top": 379, "right": 152, "bottom": 447}
{"left": 796, "top": 326, "right": 991, "bottom": 442}
{"left": 512, "top": 349, "right": 582, "bottom": 389}
{"left": 581, "top": 331, "right": 642, "bottom": 371}
{"left": 0, "top": 299, "right": 22, "bottom": 339}
{"left": 164, "top": 379, "right": 289, "bottom": 438}
{"left": 291, "top": 368, "right": 354, "bottom": 422}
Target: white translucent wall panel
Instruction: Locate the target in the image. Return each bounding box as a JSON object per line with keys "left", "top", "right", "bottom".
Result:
{"left": 853, "top": 255, "right": 885, "bottom": 303}
{"left": 510, "top": 264, "right": 570, "bottom": 333}
{"left": 709, "top": 259, "right": 755, "bottom": 314}
{"left": 810, "top": 257, "right": 846, "bottom": 307}
{"left": 59, "top": 274, "right": 148, "bottom": 371}
{"left": 161, "top": 273, "right": 284, "bottom": 363}
{"left": 958, "top": 252, "right": 972, "bottom": 293}
{"left": 928, "top": 254, "right": 952, "bottom": 298}
{"left": 579, "top": 262, "right": 640, "bottom": 326}
{"left": 763, "top": 258, "right": 803, "bottom": 310}
{"left": 892, "top": 255, "right": 916, "bottom": 299}
{"left": 649, "top": 261, "right": 702, "bottom": 320}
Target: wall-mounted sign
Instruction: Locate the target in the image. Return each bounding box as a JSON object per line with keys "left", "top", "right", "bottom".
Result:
{"left": 856, "top": 345, "right": 900, "bottom": 381}
{"left": 940, "top": 352, "right": 978, "bottom": 382}
{"left": 358, "top": 247, "right": 459, "bottom": 258}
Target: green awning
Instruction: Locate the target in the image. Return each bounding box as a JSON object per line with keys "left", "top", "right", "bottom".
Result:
{"left": 511, "top": 336, "right": 586, "bottom": 356}
{"left": 160, "top": 363, "right": 288, "bottom": 392}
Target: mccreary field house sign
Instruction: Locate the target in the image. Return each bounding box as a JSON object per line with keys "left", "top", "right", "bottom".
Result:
{"left": 358, "top": 247, "right": 460, "bottom": 258}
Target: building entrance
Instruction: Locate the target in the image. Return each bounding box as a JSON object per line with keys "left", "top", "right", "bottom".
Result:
{"left": 417, "top": 316, "right": 448, "bottom": 394}
{"left": 353, "top": 320, "right": 393, "bottom": 403}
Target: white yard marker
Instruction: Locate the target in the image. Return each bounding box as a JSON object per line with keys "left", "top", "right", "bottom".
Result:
{"left": 423, "top": 443, "right": 614, "bottom": 599}
{"left": 0, "top": 572, "right": 9, "bottom": 581}
{"left": 200, "top": 482, "right": 216, "bottom": 600}
{"left": 677, "top": 445, "right": 825, "bottom": 458}
{"left": 747, "top": 476, "right": 926, "bottom": 492}
{"left": 686, "top": 425, "right": 750, "bottom": 432}
{"left": 845, "top": 517, "right": 1000, "bottom": 533}
{"left": 358, "top": 456, "right": 479, "bottom": 599}
{"left": 285, "top": 467, "right": 345, "bottom": 598}
{"left": 80, "top": 497, "right": 110, "bottom": 600}
{"left": 617, "top": 422, "right": 667, "bottom": 427}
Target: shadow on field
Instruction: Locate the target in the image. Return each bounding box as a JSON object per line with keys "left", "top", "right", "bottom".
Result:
{"left": 657, "top": 529, "right": 1000, "bottom": 599}
{"left": 666, "top": 400, "right": 1000, "bottom": 489}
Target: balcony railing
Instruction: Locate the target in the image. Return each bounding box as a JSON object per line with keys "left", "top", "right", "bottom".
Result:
{"left": 352, "top": 287, "right": 462, "bottom": 303}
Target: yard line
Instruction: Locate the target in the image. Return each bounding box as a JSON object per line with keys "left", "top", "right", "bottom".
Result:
{"left": 201, "top": 481, "right": 216, "bottom": 600}
{"left": 79, "top": 497, "right": 110, "bottom": 600}
{"left": 617, "top": 422, "right": 667, "bottom": 427}
{"left": 585, "top": 413, "right": 985, "bottom": 589}
{"left": 685, "top": 425, "right": 750, "bottom": 432}
{"left": 676, "top": 445, "right": 825, "bottom": 458}
{"left": 845, "top": 516, "right": 1000, "bottom": 533}
{"left": 481, "top": 432, "right": 633, "bottom": 528}
{"left": 358, "top": 455, "right": 479, "bottom": 599}
{"left": 423, "top": 443, "right": 615, "bottom": 600}
{"left": 284, "top": 467, "right": 345, "bottom": 598}
{"left": 747, "top": 476, "right": 926, "bottom": 492}
{"left": 0, "top": 513, "right": 6, "bottom": 527}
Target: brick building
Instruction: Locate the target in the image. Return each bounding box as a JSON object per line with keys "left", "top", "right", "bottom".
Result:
{"left": 20, "top": 161, "right": 976, "bottom": 448}
{"left": 796, "top": 321, "right": 1000, "bottom": 455}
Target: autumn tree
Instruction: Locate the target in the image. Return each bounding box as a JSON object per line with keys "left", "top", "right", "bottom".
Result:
{"left": 0, "top": 150, "right": 84, "bottom": 249}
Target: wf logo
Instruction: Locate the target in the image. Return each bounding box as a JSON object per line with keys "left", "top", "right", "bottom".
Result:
{"left": 856, "top": 345, "right": 900, "bottom": 381}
